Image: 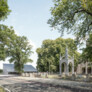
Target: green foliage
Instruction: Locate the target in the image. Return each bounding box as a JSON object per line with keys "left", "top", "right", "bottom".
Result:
{"left": 82, "top": 0, "right": 92, "bottom": 12}
{"left": 0, "top": 25, "right": 16, "bottom": 60}
{"left": 48, "top": 0, "right": 92, "bottom": 43}
{"left": 0, "top": 25, "right": 33, "bottom": 73}
{"left": 0, "top": 69, "right": 3, "bottom": 73}
{"left": 74, "top": 51, "right": 80, "bottom": 71}
{"left": 81, "top": 34, "right": 92, "bottom": 62}
{"left": 0, "top": 87, "right": 5, "bottom": 92}
{"left": 36, "top": 38, "right": 80, "bottom": 72}
{"left": 8, "top": 36, "right": 33, "bottom": 74}
{"left": 0, "top": 0, "right": 11, "bottom": 21}
{"left": 0, "top": 0, "right": 12, "bottom": 60}
{"left": 0, "top": 1, "right": 33, "bottom": 74}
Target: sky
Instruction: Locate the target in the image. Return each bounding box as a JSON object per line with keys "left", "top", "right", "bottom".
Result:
{"left": 0, "top": 0, "right": 74, "bottom": 69}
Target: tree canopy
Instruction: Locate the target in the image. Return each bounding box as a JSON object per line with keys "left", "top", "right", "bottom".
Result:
{"left": 80, "top": 34, "right": 92, "bottom": 63}
{"left": 0, "top": 25, "right": 15, "bottom": 60}
{"left": 0, "top": 0, "right": 11, "bottom": 21}
{"left": 48, "top": 0, "right": 92, "bottom": 43}
{"left": 82, "top": 0, "right": 92, "bottom": 13}
{"left": 36, "top": 38, "right": 80, "bottom": 72}
{"left": 0, "top": 0, "right": 12, "bottom": 60}
{"left": 7, "top": 36, "right": 33, "bottom": 73}
{"left": 0, "top": 25, "right": 33, "bottom": 73}
{"left": 0, "top": 0, "right": 33, "bottom": 73}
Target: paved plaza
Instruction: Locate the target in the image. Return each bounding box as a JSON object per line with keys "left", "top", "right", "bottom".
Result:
{"left": 0, "top": 75, "right": 92, "bottom": 92}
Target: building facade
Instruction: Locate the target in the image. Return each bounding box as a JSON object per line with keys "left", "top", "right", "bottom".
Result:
{"left": 3, "top": 64, "right": 37, "bottom": 74}
{"left": 77, "top": 62, "right": 92, "bottom": 74}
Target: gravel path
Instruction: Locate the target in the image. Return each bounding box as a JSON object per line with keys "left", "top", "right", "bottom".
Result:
{"left": 0, "top": 75, "right": 92, "bottom": 92}
{"left": 3, "top": 82, "right": 73, "bottom": 92}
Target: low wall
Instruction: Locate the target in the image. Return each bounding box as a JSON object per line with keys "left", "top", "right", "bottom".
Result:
{"left": 22, "top": 72, "right": 48, "bottom": 78}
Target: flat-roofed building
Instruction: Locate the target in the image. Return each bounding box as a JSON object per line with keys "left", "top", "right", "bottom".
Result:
{"left": 3, "top": 64, "right": 37, "bottom": 74}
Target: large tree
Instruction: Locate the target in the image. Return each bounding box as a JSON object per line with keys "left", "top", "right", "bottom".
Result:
{"left": 48, "top": 0, "right": 92, "bottom": 43}
{"left": 36, "top": 38, "right": 80, "bottom": 72}
{"left": 8, "top": 36, "right": 33, "bottom": 73}
{"left": 0, "top": 0, "right": 33, "bottom": 74}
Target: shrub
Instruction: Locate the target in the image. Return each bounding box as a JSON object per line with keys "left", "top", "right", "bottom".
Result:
{"left": 0, "top": 69, "right": 3, "bottom": 73}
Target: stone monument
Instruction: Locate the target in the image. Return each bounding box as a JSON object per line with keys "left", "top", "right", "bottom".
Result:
{"left": 59, "top": 47, "right": 74, "bottom": 76}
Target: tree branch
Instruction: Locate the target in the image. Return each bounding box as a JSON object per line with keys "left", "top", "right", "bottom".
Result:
{"left": 74, "top": 9, "right": 92, "bottom": 16}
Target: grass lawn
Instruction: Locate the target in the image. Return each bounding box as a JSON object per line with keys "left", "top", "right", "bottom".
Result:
{"left": 47, "top": 74, "right": 60, "bottom": 79}
{"left": 0, "top": 87, "right": 5, "bottom": 92}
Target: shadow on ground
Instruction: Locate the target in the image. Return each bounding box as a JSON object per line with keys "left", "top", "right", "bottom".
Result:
{"left": 3, "top": 81, "right": 92, "bottom": 92}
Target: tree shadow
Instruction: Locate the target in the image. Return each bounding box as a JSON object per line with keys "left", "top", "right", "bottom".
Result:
{"left": 2, "top": 81, "right": 92, "bottom": 92}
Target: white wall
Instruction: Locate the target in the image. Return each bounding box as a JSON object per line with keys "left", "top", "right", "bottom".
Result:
{"left": 0, "top": 61, "right": 3, "bottom": 69}
{"left": 0, "top": 58, "right": 10, "bottom": 69}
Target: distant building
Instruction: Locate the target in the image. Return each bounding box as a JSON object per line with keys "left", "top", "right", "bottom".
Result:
{"left": 77, "top": 62, "right": 92, "bottom": 74}
{"left": 3, "top": 64, "right": 37, "bottom": 74}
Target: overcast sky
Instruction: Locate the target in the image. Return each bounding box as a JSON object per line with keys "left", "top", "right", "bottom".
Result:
{"left": 0, "top": 0, "right": 74, "bottom": 69}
